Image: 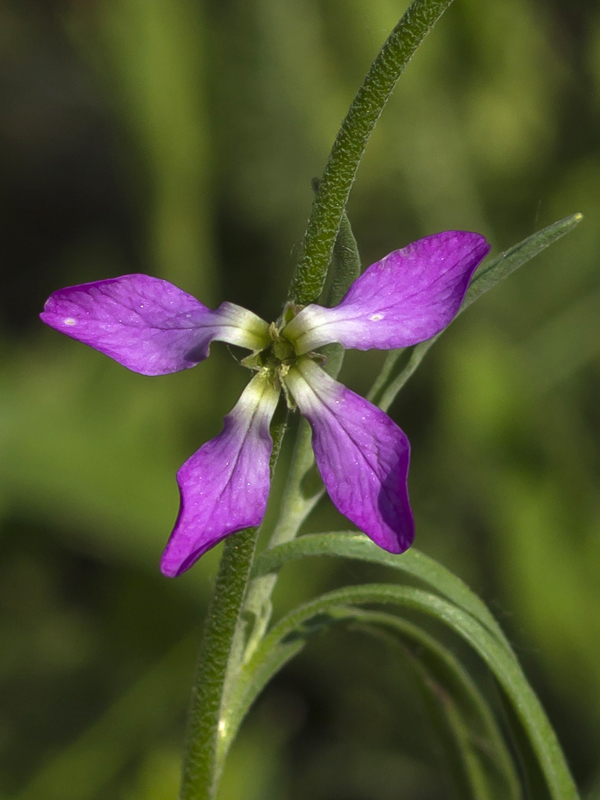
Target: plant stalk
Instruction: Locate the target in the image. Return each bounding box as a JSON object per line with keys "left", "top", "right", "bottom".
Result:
{"left": 179, "top": 418, "right": 286, "bottom": 800}
{"left": 289, "top": 0, "right": 456, "bottom": 306}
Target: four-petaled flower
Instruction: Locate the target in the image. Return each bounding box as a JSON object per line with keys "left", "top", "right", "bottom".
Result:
{"left": 41, "top": 231, "right": 489, "bottom": 576}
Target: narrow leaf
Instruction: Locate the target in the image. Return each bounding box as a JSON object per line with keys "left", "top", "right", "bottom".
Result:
{"left": 348, "top": 610, "right": 522, "bottom": 800}
{"left": 251, "top": 532, "right": 513, "bottom": 652}
{"left": 218, "top": 607, "right": 350, "bottom": 763}
{"left": 252, "top": 585, "right": 579, "bottom": 800}
{"left": 370, "top": 213, "right": 583, "bottom": 411}
{"left": 463, "top": 213, "right": 583, "bottom": 313}
{"left": 222, "top": 606, "right": 519, "bottom": 799}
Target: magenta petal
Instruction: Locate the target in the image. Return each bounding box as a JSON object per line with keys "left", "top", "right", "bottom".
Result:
{"left": 41, "top": 274, "right": 270, "bottom": 375}
{"left": 284, "top": 358, "right": 414, "bottom": 553}
{"left": 161, "top": 374, "right": 280, "bottom": 577}
{"left": 283, "top": 231, "right": 490, "bottom": 353}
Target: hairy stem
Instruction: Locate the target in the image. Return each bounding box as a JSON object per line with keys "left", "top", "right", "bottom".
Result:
{"left": 289, "top": 0, "right": 455, "bottom": 306}
{"left": 180, "top": 3, "right": 459, "bottom": 793}
{"left": 179, "top": 529, "right": 259, "bottom": 800}
{"left": 179, "top": 417, "right": 287, "bottom": 800}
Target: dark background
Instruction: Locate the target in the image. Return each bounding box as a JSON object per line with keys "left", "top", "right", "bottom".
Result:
{"left": 1, "top": 0, "right": 599, "bottom": 797}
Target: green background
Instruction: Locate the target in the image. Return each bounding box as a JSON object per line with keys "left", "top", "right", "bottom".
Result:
{"left": 1, "top": 0, "right": 598, "bottom": 797}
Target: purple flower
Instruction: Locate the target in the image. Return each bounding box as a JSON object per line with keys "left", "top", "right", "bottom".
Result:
{"left": 41, "top": 231, "right": 489, "bottom": 576}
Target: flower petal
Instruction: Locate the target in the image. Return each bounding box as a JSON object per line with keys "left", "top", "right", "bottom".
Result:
{"left": 161, "top": 373, "right": 280, "bottom": 577}
{"left": 41, "top": 274, "right": 270, "bottom": 375}
{"left": 283, "top": 231, "right": 490, "bottom": 353}
{"left": 284, "top": 358, "right": 414, "bottom": 553}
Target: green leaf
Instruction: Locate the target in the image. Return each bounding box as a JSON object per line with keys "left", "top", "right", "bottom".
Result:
{"left": 369, "top": 213, "right": 583, "bottom": 411}
{"left": 251, "top": 533, "right": 513, "bottom": 652}
{"left": 238, "top": 585, "right": 579, "bottom": 800}
{"left": 463, "top": 213, "right": 583, "bottom": 314}
{"left": 217, "top": 609, "right": 345, "bottom": 767}
{"left": 366, "top": 345, "right": 407, "bottom": 406}
{"left": 347, "top": 610, "right": 522, "bottom": 800}
{"left": 370, "top": 339, "right": 437, "bottom": 412}
{"left": 222, "top": 606, "right": 520, "bottom": 799}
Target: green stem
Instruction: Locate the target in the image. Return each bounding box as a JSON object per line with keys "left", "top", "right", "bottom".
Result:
{"left": 179, "top": 530, "right": 259, "bottom": 800}
{"left": 180, "top": 3, "right": 459, "bottom": 792}
{"left": 289, "top": 0, "right": 456, "bottom": 306}
{"left": 239, "top": 204, "right": 362, "bottom": 670}
{"left": 269, "top": 421, "right": 322, "bottom": 548}
{"left": 238, "top": 421, "right": 322, "bottom": 670}
{"left": 179, "top": 417, "right": 287, "bottom": 800}
{"left": 378, "top": 337, "right": 439, "bottom": 412}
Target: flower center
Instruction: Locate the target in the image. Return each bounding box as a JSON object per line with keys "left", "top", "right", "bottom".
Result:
{"left": 269, "top": 322, "right": 296, "bottom": 363}
{"left": 239, "top": 310, "right": 314, "bottom": 409}
{"left": 240, "top": 319, "right": 295, "bottom": 372}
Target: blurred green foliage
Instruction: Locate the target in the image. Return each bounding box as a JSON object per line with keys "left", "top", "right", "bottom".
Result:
{"left": 0, "top": 0, "right": 598, "bottom": 797}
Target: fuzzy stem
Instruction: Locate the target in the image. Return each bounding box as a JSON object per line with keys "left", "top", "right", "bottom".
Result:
{"left": 289, "top": 0, "right": 455, "bottom": 306}
{"left": 179, "top": 417, "right": 286, "bottom": 800}
{"left": 180, "top": 2, "right": 457, "bottom": 794}
{"left": 179, "top": 529, "right": 259, "bottom": 800}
